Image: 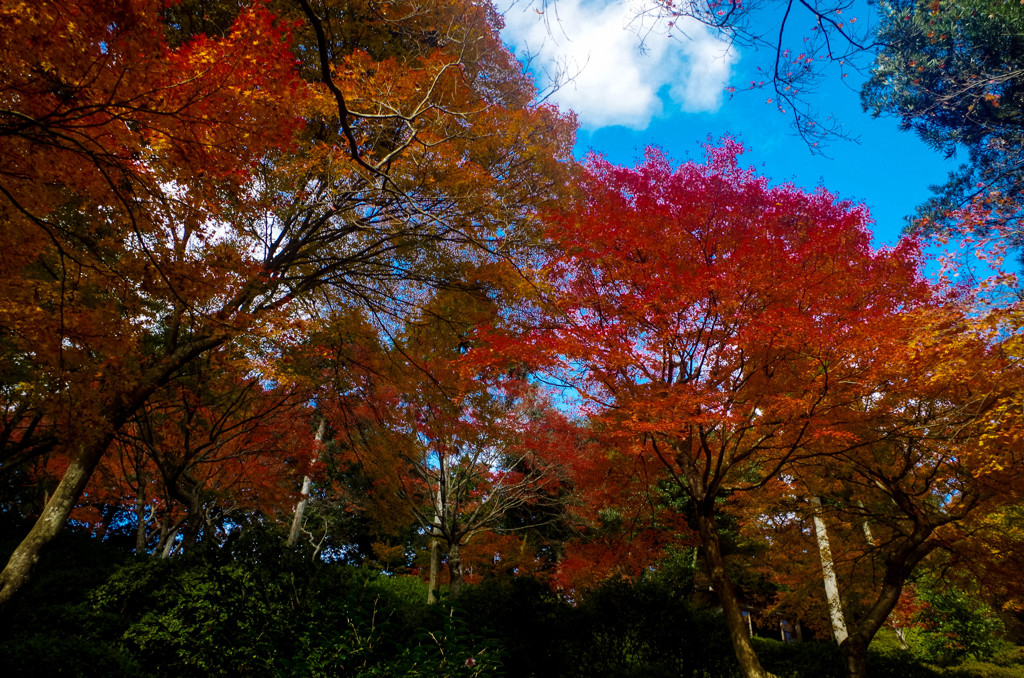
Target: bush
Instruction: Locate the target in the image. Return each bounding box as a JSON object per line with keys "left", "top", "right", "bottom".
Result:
{"left": 915, "top": 585, "right": 1006, "bottom": 664}
{"left": 990, "top": 646, "right": 1024, "bottom": 668}
{"left": 3, "top": 528, "right": 1023, "bottom": 678}
{"left": 943, "top": 661, "right": 1024, "bottom": 678}
{"left": 867, "top": 646, "right": 947, "bottom": 678}
{"left": 0, "top": 631, "right": 143, "bottom": 678}
{"left": 754, "top": 638, "right": 844, "bottom": 678}
{"left": 0, "top": 527, "right": 141, "bottom": 677}
{"left": 89, "top": 556, "right": 502, "bottom": 677}
{"left": 455, "top": 573, "right": 739, "bottom": 677}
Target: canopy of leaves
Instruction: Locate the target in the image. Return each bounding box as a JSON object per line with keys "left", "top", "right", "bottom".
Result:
{"left": 863, "top": 0, "right": 1024, "bottom": 258}
{"left": 505, "top": 140, "right": 929, "bottom": 513}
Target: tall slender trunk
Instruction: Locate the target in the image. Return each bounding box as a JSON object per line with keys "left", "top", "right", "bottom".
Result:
{"left": 695, "top": 510, "right": 775, "bottom": 678}
{"left": 134, "top": 491, "right": 150, "bottom": 555}
{"left": 426, "top": 513, "right": 443, "bottom": 604}
{"left": 810, "top": 496, "right": 849, "bottom": 644}
{"left": 287, "top": 474, "right": 315, "bottom": 547}
{"left": 855, "top": 500, "right": 876, "bottom": 545}
{"left": 447, "top": 541, "right": 464, "bottom": 597}
{"left": 0, "top": 435, "right": 113, "bottom": 607}
{"left": 288, "top": 418, "right": 327, "bottom": 547}
{"left": 161, "top": 528, "right": 178, "bottom": 559}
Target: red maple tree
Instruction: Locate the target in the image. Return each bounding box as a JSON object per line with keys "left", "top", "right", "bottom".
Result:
{"left": 486, "top": 141, "right": 935, "bottom": 678}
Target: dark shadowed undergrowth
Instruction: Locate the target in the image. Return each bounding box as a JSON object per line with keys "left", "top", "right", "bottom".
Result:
{"left": 1, "top": 525, "right": 1021, "bottom": 678}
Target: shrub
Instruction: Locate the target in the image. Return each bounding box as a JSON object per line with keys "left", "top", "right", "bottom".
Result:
{"left": 915, "top": 585, "right": 1006, "bottom": 664}
{"left": 754, "top": 638, "right": 844, "bottom": 678}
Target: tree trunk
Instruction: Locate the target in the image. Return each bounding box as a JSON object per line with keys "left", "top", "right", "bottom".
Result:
{"left": 839, "top": 634, "right": 869, "bottom": 678}
{"left": 287, "top": 474, "right": 314, "bottom": 547}
{"left": 447, "top": 541, "right": 464, "bottom": 597}
{"left": 696, "top": 510, "right": 775, "bottom": 678}
{"left": 288, "top": 418, "right": 326, "bottom": 547}
{"left": 0, "top": 436, "right": 112, "bottom": 607}
{"left": 179, "top": 491, "right": 204, "bottom": 552}
{"left": 134, "top": 492, "right": 150, "bottom": 555}
{"left": 161, "top": 529, "right": 178, "bottom": 558}
{"left": 810, "top": 496, "right": 849, "bottom": 644}
{"left": 855, "top": 500, "right": 876, "bottom": 545}
{"left": 426, "top": 514, "right": 443, "bottom": 604}
{"left": 838, "top": 526, "right": 935, "bottom": 678}
{"left": 0, "top": 322, "right": 228, "bottom": 606}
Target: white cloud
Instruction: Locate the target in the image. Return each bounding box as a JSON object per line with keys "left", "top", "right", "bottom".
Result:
{"left": 500, "top": 0, "right": 739, "bottom": 130}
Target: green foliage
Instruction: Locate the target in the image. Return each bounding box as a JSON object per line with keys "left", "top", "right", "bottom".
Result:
{"left": 913, "top": 584, "right": 1007, "bottom": 664}
{"left": 89, "top": 555, "right": 500, "bottom": 676}
{"left": 455, "top": 573, "right": 740, "bottom": 677}
{"left": 2, "top": 528, "right": 1023, "bottom": 678}
{"left": 869, "top": 631, "right": 950, "bottom": 677}
{"left": 864, "top": 0, "right": 1024, "bottom": 255}
{"left": 867, "top": 628, "right": 1024, "bottom": 678}
{"left": 947, "top": 661, "right": 1024, "bottom": 678}
{"left": 752, "top": 638, "right": 844, "bottom": 678}
{"left": 865, "top": 0, "right": 1024, "bottom": 156}
{"left": 989, "top": 646, "right": 1024, "bottom": 668}
{"left": 0, "top": 632, "right": 143, "bottom": 678}
{"left": 561, "top": 577, "right": 736, "bottom": 677}
{"left": 1, "top": 528, "right": 501, "bottom": 677}
{"left": 92, "top": 560, "right": 291, "bottom": 675}
{"left": 0, "top": 527, "right": 141, "bottom": 676}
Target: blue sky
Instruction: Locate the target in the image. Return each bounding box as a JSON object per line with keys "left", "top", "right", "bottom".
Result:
{"left": 499, "top": 0, "right": 962, "bottom": 248}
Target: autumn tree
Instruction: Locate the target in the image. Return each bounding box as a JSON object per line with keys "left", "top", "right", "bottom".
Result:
{"left": 87, "top": 350, "right": 317, "bottom": 556}
{"left": 275, "top": 307, "right": 410, "bottom": 561}
{"left": 744, "top": 299, "right": 1021, "bottom": 677}
{"left": 403, "top": 381, "right": 569, "bottom": 599}
{"left": 486, "top": 141, "right": 934, "bottom": 678}
{"left": 0, "top": 0, "right": 574, "bottom": 605}
{"left": 534, "top": 419, "right": 694, "bottom": 594}
{"left": 0, "top": 0, "right": 305, "bottom": 604}
{"left": 299, "top": 273, "right": 571, "bottom": 598}
{"left": 400, "top": 280, "right": 572, "bottom": 598}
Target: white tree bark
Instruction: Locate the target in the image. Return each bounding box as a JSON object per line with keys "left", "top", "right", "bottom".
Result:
{"left": 160, "top": 528, "right": 178, "bottom": 559}
{"left": 811, "top": 496, "right": 849, "bottom": 644}
{"left": 856, "top": 500, "right": 876, "bottom": 545}
{"left": 288, "top": 418, "right": 327, "bottom": 547}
